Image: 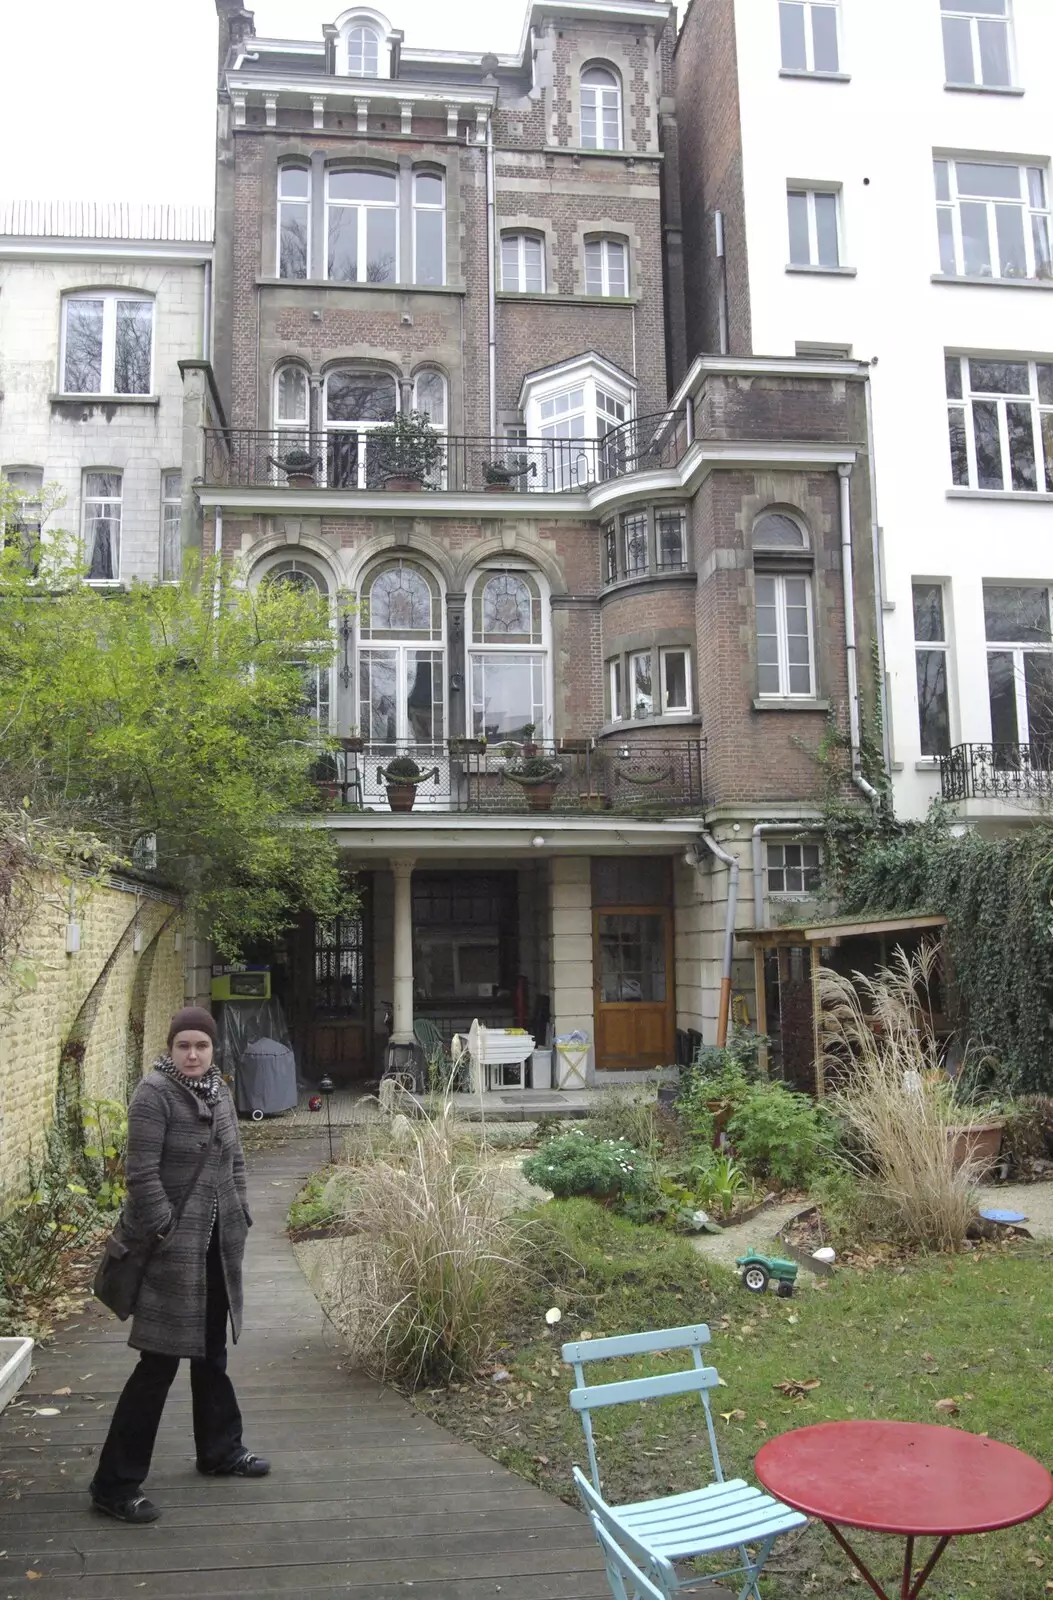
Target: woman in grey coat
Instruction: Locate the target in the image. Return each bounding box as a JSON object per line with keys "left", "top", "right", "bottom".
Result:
{"left": 89, "top": 1008, "right": 270, "bottom": 1524}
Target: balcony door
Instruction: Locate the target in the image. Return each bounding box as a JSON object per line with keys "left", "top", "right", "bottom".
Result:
{"left": 358, "top": 560, "right": 448, "bottom": 807}
{"left": 592, "top": 858, "right": 675, "bottom": 1071}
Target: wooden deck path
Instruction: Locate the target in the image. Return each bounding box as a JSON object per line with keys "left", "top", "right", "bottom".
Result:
{"left": 0, "top": 1135, "right": 612, "bottom": 1600}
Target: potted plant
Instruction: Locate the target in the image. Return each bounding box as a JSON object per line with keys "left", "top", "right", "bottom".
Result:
{"left": 270, "top": 446, "right": 319, "bottom": 489}
{"left": 483, "top": 460, "right": 516, "bottom": 492}
{"left": 520, "top": 723, "right": 538, "bottom": 757}
{"left": 340, "top": 728, "right": 365, "bottom": 754}
{"left": 448, "top": 733, "right": 487, "bottom": 757}
{"left": 310, "top": 750, "right": 341, "bottom": 801}
{"left": 503, "top": 754, "right": 564, "bottom": 812}
{"left": 378, "top": 755, "right": 437, "bottom": 813}
{"left": 371, "top": 410, "right": 445, "bottom": 491}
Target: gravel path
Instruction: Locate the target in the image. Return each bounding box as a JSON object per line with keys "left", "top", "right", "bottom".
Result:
{"left": 688, "top": 1201, "right": 812, "bottom": 1272}
{"left": 977, "top": 1179, "right": 1053, "bottom": 1238}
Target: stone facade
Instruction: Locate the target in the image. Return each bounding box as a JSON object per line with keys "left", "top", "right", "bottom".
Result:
{"left": 0, "top": 875, "right": 185, "bottom": 1204}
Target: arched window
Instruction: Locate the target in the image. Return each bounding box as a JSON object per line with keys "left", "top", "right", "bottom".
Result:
{"left": 272, "top": 365, "right": 311, "bottom": 467}
{"left": 347, "top": 24, "right": 379, "bottom": 76}
{"left": 752, "top": 511, "right": 814, "bottom": 698}
{"left": 585, "top": 237, "right": 628, "bottom": 296}
{"left": 580, "top": 65, "right": 622, "bottom": 151}
{"left": 267, "top": 557, "right": 329, "bottom": 595}
{"left": 259, "top": 556, "right": 333, "bottom": 726}
{"left": 501, "top": 232, "right": 545, "bottom": 292}
{"left": 412, "top": 369, "right": 448, "bottom": 487}
{"left": 324, "top": 369, "right": 398, "bottom": 487}
{"left": 414, "top": 172, "right": 445, "bottom": 285}
{"left": 468, "top": 568, "right": 547, "bottom": 741}
{"left": 358, "top": 560, "right": 444, "bottom": 746}
{"left": 277, "top": 165, "right": 310, "bottom": 279}
{"left": 326, "top": 169, "right": 397, "bottom": 284}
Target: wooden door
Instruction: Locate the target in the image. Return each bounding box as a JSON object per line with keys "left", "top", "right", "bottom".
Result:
{"left": 287, "top": 891, "right": 372, "bottom": 1086}
{"left": 593, "top": 907, "right": 675, "bottom": 1070}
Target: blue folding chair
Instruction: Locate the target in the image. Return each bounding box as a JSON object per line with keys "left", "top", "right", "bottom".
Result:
{"left": 564, "top": 1324, "right": 806, "bottom": 1600}
{"left": 587, "top": 1512, "right": 677, "bottom": 1600}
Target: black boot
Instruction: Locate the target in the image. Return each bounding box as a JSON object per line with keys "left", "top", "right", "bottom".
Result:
{"left": 89, "top": 1485, "right": 161, "bottom": 1524}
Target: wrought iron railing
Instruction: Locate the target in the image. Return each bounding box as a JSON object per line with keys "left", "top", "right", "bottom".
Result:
{"left": 203, "top": 410, "right": 690, "bottom": 492}
{"left": 940, "top": 742, "right": 1053, "bottom": 802}
{"left": 311, "top": 737, "right": 706, "bottom": 816}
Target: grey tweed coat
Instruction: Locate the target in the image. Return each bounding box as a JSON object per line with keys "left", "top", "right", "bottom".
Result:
{"left": 120, "top": 1068, "right": 252, "bottom": 1360}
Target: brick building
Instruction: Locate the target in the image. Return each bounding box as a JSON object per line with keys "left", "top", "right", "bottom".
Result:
{"left": 0, "top": 202, "right": 213, "bottom": 584}
{"left": 190, "top": 0, "right": 879, "bottom": 1085}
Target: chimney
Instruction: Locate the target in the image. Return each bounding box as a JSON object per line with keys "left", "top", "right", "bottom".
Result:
{"left": 215, "top": 1, "right": 256, "bottom": 87}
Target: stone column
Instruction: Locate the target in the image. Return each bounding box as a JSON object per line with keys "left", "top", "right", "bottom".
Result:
{"left": 390, "top": 857, "right": 416, "bottom": 1042}
{"left": 548, "top": 857, "right": 595, "bottom": 1080}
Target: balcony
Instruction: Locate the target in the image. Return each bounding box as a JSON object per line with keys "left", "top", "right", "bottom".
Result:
{"left": 940, "top": 743, "right": 1053, "bottom": 805}
{"left": 202, "top": 412, "right": 690, "bottom": 492}
{"left": 312, "top": 737, "right": 706, "bottom": 817}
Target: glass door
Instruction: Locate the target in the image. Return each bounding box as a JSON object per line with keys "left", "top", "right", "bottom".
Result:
{"left": 359, "top": 647, "right": 446, "bottom": 807}
{"left": 594, "top": 909, "right": 674, "bottom": 1069}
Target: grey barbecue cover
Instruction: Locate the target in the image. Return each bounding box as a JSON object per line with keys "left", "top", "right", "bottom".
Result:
{"left": 236, "top": 1036, "right": 298, "bottom": 1115}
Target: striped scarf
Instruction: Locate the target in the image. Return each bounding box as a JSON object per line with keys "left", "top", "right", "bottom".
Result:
{"left": 154, "top": 1053, "right": 222, "bottom": 1106}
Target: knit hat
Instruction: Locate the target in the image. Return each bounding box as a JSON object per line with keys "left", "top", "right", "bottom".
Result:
{"left": 167, "top": 1006, "right": 219, "bottom": 1049}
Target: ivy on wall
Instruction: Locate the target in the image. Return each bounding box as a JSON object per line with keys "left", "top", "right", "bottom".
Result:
{"left": 827, "top": 806, "right": 1053, "bottom": 1095}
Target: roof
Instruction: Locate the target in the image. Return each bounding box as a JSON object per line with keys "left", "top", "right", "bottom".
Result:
{"left": 0, "top": 202, "right": 215, "bottom": 244}
{"left": 738, "top": 913, "right": 948, "bottom": 947}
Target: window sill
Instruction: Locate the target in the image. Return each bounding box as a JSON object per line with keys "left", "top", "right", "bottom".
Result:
{"left": 915, "top": 758, "right": 942, "bottom": 772}
{"left": 931, "top": 273, "right": 1053, "bottom": 290}
{"left": 50, "top": 393, "right": 160, "bottom": 407}
{"left": 599, "top": 713, "right": 702, "bottom": 738}
{"left": 255, "top": 277, "right": 467, "bottom": 295}
{"left": 752, "top": 697, "right": 830, "bottom": 713}
{"left": 947, "top": 488, "right": 1053, "bottom": 503}
{"left": 602, "top": 569, "right": 695, "bottom": 596}
{"left": 785, "top": 264, "right": 857, "bottom": 277}
{"left": 496, "top": 290, "right": 641, "bottom": 306}
{"left": 944, "top": 81, "right": 1024, "bottom": 96}
{"left": 778, "top": 68, "right": 851, "bottom": 83}
{"left": 542, "top": 145, "right": 661, "bottom": 162}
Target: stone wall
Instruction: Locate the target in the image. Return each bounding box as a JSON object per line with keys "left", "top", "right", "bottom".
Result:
{"left": 0, "top": 874, "right": 185, "bottom": 1205}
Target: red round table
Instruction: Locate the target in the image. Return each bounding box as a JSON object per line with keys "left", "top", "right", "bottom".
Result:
{"left": 755, "top": 1420, "right": 1052, "bottom": 1600}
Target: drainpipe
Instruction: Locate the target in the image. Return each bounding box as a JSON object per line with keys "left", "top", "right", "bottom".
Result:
{"left": 751, "top": 821, "right": 817, "bottom": 930}
{"left": 864, "top": 372, "right": 892, "bottom": 775}
{"left": 212, "top": 505, "right": 223, "bottom": 624}
{"left": 689, "top": 835, "right": 740, "bottom": 1048}
{"left": 202, "top": 259, "right": 213, "bottom": 363}
{"left": 485, "top": 112, "right": 497, "bottom": 438}
{"left": 839, "top": 463, "right": 879, "bottom": 804}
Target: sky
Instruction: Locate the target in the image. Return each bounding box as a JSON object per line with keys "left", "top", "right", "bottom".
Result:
{"left": 0, "top": 1, "right": 520, "bottom": 209}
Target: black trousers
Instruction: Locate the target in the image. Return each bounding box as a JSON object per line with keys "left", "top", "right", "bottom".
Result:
{"left": 91, "top": 1229, "right": 244, "bottom": 1498}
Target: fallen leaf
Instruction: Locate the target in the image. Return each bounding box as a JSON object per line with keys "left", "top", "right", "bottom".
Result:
{"left": 935, "top": 1398, "right": 959, "bottom": 1415}
{"left": 26, "top": 1572, "right": 41, "bottom": 1581}
{"left": 32, "top": 1408, "right": 59, "bottom": 1417}
{"left": 773, "top": 1379, "right": 821, "bottom": 1399}
{"left": 51, "top": 1388, "right": 72, "bottom": 1397}
{"left": 720, "top": 1409, "right": 746, "bottom": 1425}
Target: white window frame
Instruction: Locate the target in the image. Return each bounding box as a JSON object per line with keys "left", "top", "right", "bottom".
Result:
{"left": 779, "top": 0, "right": 841, "bottom": 74}
{"left": 580, "top": 65, "right": 622, "bottom": 151}
{"left": 501, "top": 233, "right": 545, "bottom": 292}
{"left": 161, "top": 471, "right": 182, "bottom": 582}
{"left": 357, "top": 559, "right": 445, "bottom": 748}
{"left": 755, "top": 571, "right": 816, "bottom": 698}
{"left": 60, "top": 291, "right": 154, "bottom": 396}
{"left": 912, "top": 580, "right": 953, "bottom": 757}
{"left": 82, "top": 471, "right": 122, "bottom": 584}
{"left": 659, "top": 647, "right": 691, "bottom": 714}
{"left": 946, "top": 355, "right": 1053, "bottom": 494}
{"left": 628, "top": 649, "right": 654, "bottom": 719}
{"left": 413, "top": 171, "right": 446, "bottom": 286}
{"left": 767, "top": 842, "right": 822, "bottom": 895}
{"left": 521, "top": 358, "right": 636, "bottom": 490}
{"left": 787, "top": 187, "right": 842, "bottom": 268}
{"left": 2, "top": 467, "right": 43, "bottom": 568}
{"left": 325, "top": 169, "right": 399, "bottom": 284}
{"left": 608, "top": 657, "right": 623, "bottom": 722}
{"left": 347, "top": 23, "right": 379, "bottom": 76}
{"left": 412, "top": 369, "right": 448, "bottom": 486}
{"left": 277, "top": 164, "right": 311, "bottom": 280}
{"left": 983, "top": 583, "right": 1053, "bottom": 746}
{"left": 935, "top": 157, "right": 1051, "bottom": 281}
{"left": 323, "top": 369, "right": 399, "bottom": 488}
{"left": 584, "top": 237, "right": 628, "bottom": 296}
{"left": 467, "top": 566, "right": 550, "bottom": 742}
{"left": 940, "top": 0, "right": 1015, "bottom": 88}
{"left": 338, "top": 14, "right": 389, "bottom": 78}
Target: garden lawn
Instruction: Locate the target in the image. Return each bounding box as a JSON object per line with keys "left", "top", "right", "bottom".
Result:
{"left": 414, "top": 1201, "right": 1053, "bottom": 1600}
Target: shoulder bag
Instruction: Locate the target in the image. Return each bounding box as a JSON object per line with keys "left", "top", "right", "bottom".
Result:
{"left": 93, "top": 1123, "right": 218, "bottom": 1320}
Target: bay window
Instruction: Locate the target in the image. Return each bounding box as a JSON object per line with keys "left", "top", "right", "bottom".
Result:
{"left": 520, "top": 357, "right": 636, "bottom": 491}
{"left": 469, "top": 569, "right": 547, "bottom": 741}
{"left": 61, "top": 292, "right": 153, "bottom": 396}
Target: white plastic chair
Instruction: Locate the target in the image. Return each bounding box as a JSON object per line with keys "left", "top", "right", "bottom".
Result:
{"left": 564, "top": 1324, "right": 806, "bottom": 1600}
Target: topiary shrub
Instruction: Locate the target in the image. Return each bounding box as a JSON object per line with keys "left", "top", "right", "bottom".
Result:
{"left": 521, "top": 1129, "right": 647, "bottom": 1201}
{"left": 384, "top": 756, "right": 423, "bottom": 782}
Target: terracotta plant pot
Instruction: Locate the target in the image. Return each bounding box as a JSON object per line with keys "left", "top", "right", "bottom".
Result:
{"left": 287, "top": 472, "right": 316, "bottom": 489}
{"left": 525, "top": 782, "right": 557, "bottom": 812}
{"left": 948, "top": 1120, "right": 1004, "bottom": 1174}
{"left": 484, "top": 480, "right": 515, "bottom": 492}
{"left": 384, "top": 475, "right": 423, "bottom": 492}
{"left": 385, "top": 783, "right": 417, "bottom": 813}
{"left": 340, "top": 736, "right": 364, "bottom": 754}
{"left": 319, "top": 781, "right": 339, "bottom": 800}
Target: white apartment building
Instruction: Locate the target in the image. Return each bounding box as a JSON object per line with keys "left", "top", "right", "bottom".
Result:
{"left": 676, "top": 0, "right": 1053, "bottom": 827}
{"left": 0, "top": 203, "right": 213, "bottom": 584}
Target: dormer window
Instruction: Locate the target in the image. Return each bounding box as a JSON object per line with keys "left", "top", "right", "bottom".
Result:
{"left": 348, "top": 24, "right": 379, "bottom": 76}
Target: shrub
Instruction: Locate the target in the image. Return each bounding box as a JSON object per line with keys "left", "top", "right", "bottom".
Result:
{"left": 0, "top": 1128, "right": 101, "bottom": 1330}
{"left": 384, "top": 756, "right": 422, "bottom": 781}
{"left": 726, "top": 1083, "right": 836, "bottom": 1188}
{"left": 586, "top": 1087, "right": 663, "bottom": 1154}
{"left": 821, "top": 946, "right": 982, "bottom": 1252}
{"left": 521, "top": 1129, "right": 647, "bottom": 1201}
{"left": 82, "top": 1097, "right": 128, "bottom": 1211}
{"left": 336, "top": 1095, "right": 527, "bottom": 1387}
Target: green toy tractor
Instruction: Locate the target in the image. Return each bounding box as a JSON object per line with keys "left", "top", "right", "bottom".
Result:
{"left": 736, "top": 1251, "right": 798, "bottom": 1298}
